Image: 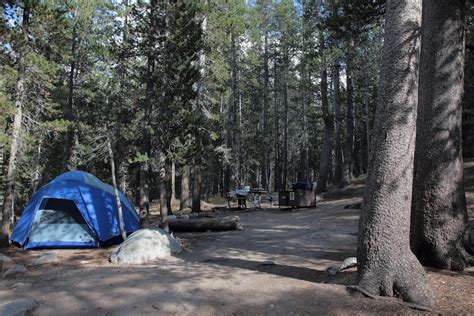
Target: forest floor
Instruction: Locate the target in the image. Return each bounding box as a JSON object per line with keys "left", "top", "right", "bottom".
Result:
{"left": 0, "top": 161, "right": 473, "bottom": 315}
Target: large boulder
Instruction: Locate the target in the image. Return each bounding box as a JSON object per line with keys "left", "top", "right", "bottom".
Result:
{"left": 110, "top": 228, "right": 183, "bottom": 265}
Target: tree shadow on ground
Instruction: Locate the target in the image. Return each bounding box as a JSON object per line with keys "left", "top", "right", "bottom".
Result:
{"left": 199, "top": 256, "right": 356, "bottom": 285}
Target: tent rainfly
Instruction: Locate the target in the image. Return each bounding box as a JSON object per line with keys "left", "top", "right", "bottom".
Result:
{"left": 10, "top": 171, "right": 140, "bottom": 249}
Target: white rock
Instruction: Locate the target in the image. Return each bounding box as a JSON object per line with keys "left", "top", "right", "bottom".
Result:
{"left": 110, "top": 228, "right": 183, "bottom": 265}
{"left": 3, "top": 265, "right": 26, "bottom": 277}
{"left": 0, "top": 298, "right": 38, "bottom": 316}
{"left": 31, "top": 254, "right": 59, "bottom": 266}
{"left": 0, "top": 254, "right": 13, "bottom": 263}
{"left": 339, "top": 257, "right": 357, "bottom": 271}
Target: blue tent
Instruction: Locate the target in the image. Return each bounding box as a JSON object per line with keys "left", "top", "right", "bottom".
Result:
{"left": 10, "top": 171, "right": 140, "bottom": 249}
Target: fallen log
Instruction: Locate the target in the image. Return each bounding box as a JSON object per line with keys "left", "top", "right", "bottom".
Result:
{"left": 169, "top": 216, "right": 242, "bottom": 232}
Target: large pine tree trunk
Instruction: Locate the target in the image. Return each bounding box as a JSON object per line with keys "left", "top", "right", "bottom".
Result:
{"left": 282, "top": 48, "right": 289, "bottom": 190}
{"left": 159, "top": 152, "right": 169, "bottom": 232}
{"left": 139, "top": 163, "right": 150, "bottom": 228}
{"left": 332, "top": 64, "right": 343, "bottom": 186}
{"left": 355, "top": 0, "right": 434, "bottom": 307}
{"left": 316, "top": 35, "right": 333, "bottom": 193}
{"left": 180, "top": 165, "right": 191, "bottom": 210}
{"left": 411, "top": 0, "right": 469, "bottom": 271}
{"left": 65, "top": 25, "right": 78, "bottom": 170}
{"left": 273, "top": 61, "right": 280, "bottom": 192}
{"left": 261, "top": 32, "right": 269, "bottom": 190}
{"left": 1, "top": 67, "right": 24, "bottom": 247}
{"left": 316, "top": 71, "right": 332, "bottom": 192}
{"left": 341, "top": 43, "right": 354, "bottom": 187}
{"left": 192, "top": 162, "right": 202, "bottom": 212}
{"left": 1, "top": 4, "right": 30, "bottom": 247}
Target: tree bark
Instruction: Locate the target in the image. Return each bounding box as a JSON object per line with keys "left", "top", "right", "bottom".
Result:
{"left": 139, "top": 163, "right": 150, "bottom": 228}
{"left": 261, "top": 32, "right": 269, "bottom": 190}
{"left": 273, "top": 60, "right": 280, "bottom": 192}
{"left": 1, "top": 3, "right": 30, "bottom": 247}
{"left": 66, "top": 24, "right": 78, "bottom": 170}
{"left": 332, "top": 64, "right": 343, "bottom": 186}
{"left": 316, "top": 36, "right": 333, "bottom": 193}
{"left": 282, "top": 46, "right": 289, "bottom": 190}
{"left": 192, "top": 161, "right": 202, "bottom": 212}
{"left": 180, "top": 165, "right": 191, "bottom": 210}
{"left": 171, "top": 160, "right": 176, "bottom": 201}
{"left": 355, "top": 0, "right": 434, "bottom": 307}
{"left": 411, "top": 0, "right": 469, "bottom": 271}
{"left": 159, "top": 152, "right": 169, "bottom": 232}
{"left": 342, "top": 41, "right": 354, "bottom": 187}
{"left": 106, "top": 132, "right": 127, "bottom": 241}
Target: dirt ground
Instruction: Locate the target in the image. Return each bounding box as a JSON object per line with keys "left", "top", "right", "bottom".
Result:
{"left": 1, "top": 161, "right": 474, "bottom": 315}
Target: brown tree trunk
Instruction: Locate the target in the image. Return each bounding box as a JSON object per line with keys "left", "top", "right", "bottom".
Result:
{"left": 332, "top": 64, "right": 343, "bottom": 187}
{"left": 273, "top": 60, "right": 280, "bottom": 192}
{"left": 139, "top": 163, "right": 150, "bottom": 228}
{"left": 316, "top": 35, "right": 333, "bottom": 193}
{"left": 192, "top": 162, "right": 202, "bottom": 212}
{"left": 1, "top": 4, "right": 30, "bottom": 247}
{"left": 106, "top": 132, "right": 127, "bottom": 241}
{"left": 159, "top": 152, "right": 169, "bottom": 232}
{"left": 411, "top": 0, "right": 470, "bottom": 271}
{"left": 66, "top": 25, "right": 78, "bottom": 170}
{"left": 180, "top": 165, "right": 191, "bottom": 211}
{"left": 171, "top": 161, "right": 176, "bottom": 201}
{"left": 355, "top": 0, "right": 434, "bottom": 307}
{"left": 282, "top": 47, "right": 289, "bottom": 190}
{"left": 342, "top": 42, "right": 354, "bottom": 187}
{"left": 261, "top": 32, "right": 269, "bottom": 190}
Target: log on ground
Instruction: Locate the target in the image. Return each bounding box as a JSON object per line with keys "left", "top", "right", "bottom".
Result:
{"left": 169, "top": 216, "right": 242, "bottom": 232}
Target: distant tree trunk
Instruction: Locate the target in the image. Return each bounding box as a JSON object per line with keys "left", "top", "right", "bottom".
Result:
{"left": 332, "top": 64, "right": 343, "bottom": 186}
{"left": 106, "top": 132, "right": 127, "bottom": 241}
{"left": 139, "top": 0, "right": 156, "bottom": 228}
{"left": 282, "top": 48, "right": 289, "bottom": 190}
{"left": 166, "top": 161, "right": 173, "bottom": 216}
{"left": 31, "top": 143, "right": 42, "bottom": 194}
{"left": 342, "top": 41, "right": 354, "bottom": 187}
{"left": 180, "top": 165, "right": 191, "bottom": 210}
{"left": 118, "top": 160, "right": 128, "bottom": 195}
{"left": 316, "top": 36, "right": 333, "bottom": 193}
{"left": 355, "top": 0, "right": 434, "bottom": 307}
{"left": 192, "top": 161, "right": 202, "bottom": 212}
{"left": 139, "top": 163, "right": 150, "bottom": 228}
{"left": 1, "top": 3, "right": 30, "bottom": 247}
{"left": 273, "top": 60, "right": 280, "bottom": 192}
{"left": 171, "top": 161, "right": 176, "bottom": 201}
{"left": 411, "top": 0, "right": 470, "bottom": 271}
{"left": 261, "top": 32, "right": 269, "bottom": 190}
{"left": 159, "top": 152, "right": 169, "bottom": 232}
{"left": 66, "top": 25, "right": 78, "bottom": 170}
{"left": 0, "top": 146, "right": 4, "bottom": 213}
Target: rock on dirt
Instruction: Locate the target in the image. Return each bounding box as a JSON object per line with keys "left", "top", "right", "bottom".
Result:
{"left": 3, "top": 265, "right": 26, "bottom": 277}
{"left": 0, "top": 298, "right": 38, "bottom": 316}
{"left": 11, "top": 283, "right": 32, "bottom": 291}
{"left": 110, "top": 228, "right": 183, "bottom": 265}
{"left": 31, "top": 254, "right": 59, "bottom": 266}
{"left": 0, "top": 254, "right": 13, "bottom": 264}
{"left": 339, "top": 257, "right": 357, "bottom": 271}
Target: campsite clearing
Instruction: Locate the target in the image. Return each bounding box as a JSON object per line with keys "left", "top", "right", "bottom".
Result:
{"left": 1, "top": 196, "right": 473, "bottom": 315}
